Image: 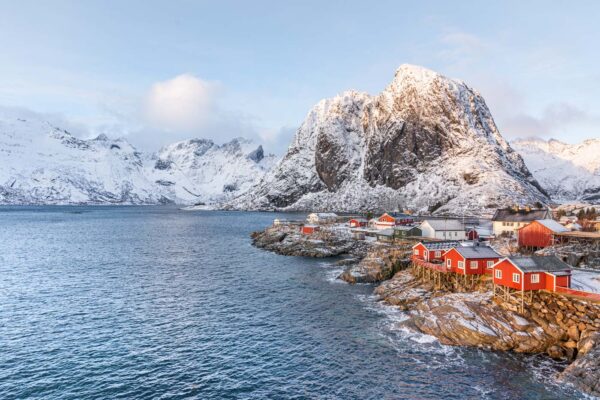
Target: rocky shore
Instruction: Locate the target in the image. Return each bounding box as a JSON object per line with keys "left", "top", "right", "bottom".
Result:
{"left": 375, "top": 269, "right": 600, "bottom": 397}
{"left": 338, "top": 246, "right": 411, "bottom": 284}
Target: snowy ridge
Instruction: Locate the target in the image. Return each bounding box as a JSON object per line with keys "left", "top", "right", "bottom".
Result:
{"left": 0, "top": 112, "right": 275, "bottom": 205}
{"left": 228, "top": 64, "right": 548, "bottom": 215}
{"left": 512, "top": 138, "right": 600, "bottom": 202}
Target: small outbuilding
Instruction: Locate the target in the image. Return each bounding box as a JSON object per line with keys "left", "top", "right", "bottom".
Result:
{"left": 349, "top": 218, "right": 368, "bottom": 228}
{"left": 301, "top": 225, "right": 320, "bottom": 235}
{"left": 393, "top": 225, "right": 422, "bottom": 239}
{"left": 376, "top": 228, "right": 395, "bottom": 243}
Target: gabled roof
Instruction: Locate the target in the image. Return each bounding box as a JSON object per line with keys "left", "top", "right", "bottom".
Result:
{"left": 453, "top": 246, "right": 501, "bottom": 259}
{"left": 534, "top": 219, "right": 569, "bottom": 233}
{"left": 508, "top": 256, "right": 571, "bottom": 273}
{"left": 394, "top": 225, "right": 420, "bottom": 232}
{"left": 492, "top": 208, "right": 549, "bottom": 222}
{"left": 421, "top": 219, "right": 464, "bottom": 231}
{"left": 416, "top": 240, "right": 460, "bottom": 250}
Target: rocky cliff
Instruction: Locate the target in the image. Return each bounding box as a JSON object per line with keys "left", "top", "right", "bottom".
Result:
{"left": 230, "top": 65, "right": 547, "bottom": 215}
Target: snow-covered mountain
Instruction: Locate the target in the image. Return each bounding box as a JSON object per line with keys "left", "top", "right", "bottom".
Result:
{"left": 0, "top": 110, "right": 275, "bottom": 205}
{"left": 512, "top": 138, "right": 600, "bottom": 202}
{"left": 229, "top": 64, "right": 548, "bottom": 215}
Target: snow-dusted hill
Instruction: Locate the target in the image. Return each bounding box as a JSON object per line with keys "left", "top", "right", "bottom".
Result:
{"left": 0, "top": 111, "right": 275, "bottom": 205}
{"left": 229, "top": 64, "right": 548, "bottom": 215}
{"left": 512, "top": 138, "right": 600, "bottom": 202}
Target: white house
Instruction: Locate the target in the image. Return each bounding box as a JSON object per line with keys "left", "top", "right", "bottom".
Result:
{"left": 307, "top": 212, "right": 338, "bottom": 224}
{"left": 419, "top": 219, "right": 466, "bottom": 240}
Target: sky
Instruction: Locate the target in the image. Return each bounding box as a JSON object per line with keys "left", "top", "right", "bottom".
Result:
{"left": 0, "top": 0, "right": 599, "bottom": 153}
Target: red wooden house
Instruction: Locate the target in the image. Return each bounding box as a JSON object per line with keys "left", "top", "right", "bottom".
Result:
{"left": 301, "top": 225, "right": 320, "bottom": 235}
{"left": 375, "top": 213, "right": 397, "bottom": 229}
{"left": 444, "top": 245, "right": 501, "bottom": 275}
{"left": 412, "top": 241, "right": 459, "bottom": 263}
{"left": 517, "top": 219, "right": 568, "bottom": 249}
{"left": 492, "top": 256, "right": 571, "bottom": 292}
{"left": 349, "top": 218, "right": 368, "bottom": 228}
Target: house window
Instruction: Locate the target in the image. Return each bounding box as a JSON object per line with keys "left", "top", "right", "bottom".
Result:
{"left": 470, "top": 261, "right": 478, "bottom": 269}
{"left": 458, "top": 261, "right": 464, "bottom": 269}
{"left": 447, "top": 259, "right": 451, "bottom": 267}
{"left": 435, "top": 251, "right": 441, "bottom": 258}
{"left": 443, "top": 232, "right": 446, "bottom": 237}
{"left": 495, "top": 270, "right": 502, "bottom": 279}
{"left": 455, "top": 232, "right": 458, "bottom": 237}
{"left": 414, "top": 249, "right": 419, "bottom": 255}
{"left": 531, "top": 274, "right": 540, "bottom": 283}
{"left": 513, "top": 273, "right": 520, "bottom": 283}
{"left": 487, "top": 261, "right": 494, "bottom": 269}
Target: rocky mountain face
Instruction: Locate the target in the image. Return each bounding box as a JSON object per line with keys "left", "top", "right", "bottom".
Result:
{"left": 512, "top": 138, "right": 600, "bottom": 202}
{"left": 229, "top": 64, "right": 548, "bottom": 215}
{"left": 0, "top": 111, "right": 275, "bottom": 205}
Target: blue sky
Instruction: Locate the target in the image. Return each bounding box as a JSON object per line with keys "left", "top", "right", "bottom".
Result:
{"left": 0, "top": 0, "right": 599, "bottom": 152}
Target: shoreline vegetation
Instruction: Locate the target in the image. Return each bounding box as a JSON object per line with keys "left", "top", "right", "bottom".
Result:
{"left": 251, "top": 222, "right": 600, "bottom": 397}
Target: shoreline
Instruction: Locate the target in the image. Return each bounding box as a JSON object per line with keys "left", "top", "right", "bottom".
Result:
{"left": 251, "top": 222, "right": 600, "bottom": 398}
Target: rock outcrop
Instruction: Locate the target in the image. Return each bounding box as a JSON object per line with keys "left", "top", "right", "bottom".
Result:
{"left": 339, "top": 246, "right": 411, "bottom": 284}
{"left": 230, "top": 64, "right": 547, "bottom": 215}
{"left": 250, "top": 225, "right": 369, "bottom": 258}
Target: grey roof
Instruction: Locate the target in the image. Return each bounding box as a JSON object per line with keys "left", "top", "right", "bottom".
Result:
{"left": 509, "top": 256, "right": 571, "bottom": 273}
{"left": 421, "top": 219, "right": 464, "bottom": 231}
{"left": 394, "top": 225, "right": 419, "bottom": 231}
{"left": 350, "top": 218, "right": 368, "bottom": 222}
{"left": 420, "top": 241, "right": 460, "bottom": 250}
{"left": 454, "top": 246, "right": 501, "bottom": 259}
{"left": 492, "top": 208, "right": 549, "bottom": 222}
{"left": 377, "top": 228, "right": 395, "bottom": 236}
{"left": 535, "top": 219, "right": 568, "bottom": 233}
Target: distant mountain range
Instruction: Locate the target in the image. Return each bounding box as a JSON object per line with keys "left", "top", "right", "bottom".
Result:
{"left": 0, "top": 110, "right": 276, "bottom": 205}
{"left": 511, "top": 138, "right": 600, "bottom": 202}
{"left": 0, "top": 66, "right": 597, "bottom": 211}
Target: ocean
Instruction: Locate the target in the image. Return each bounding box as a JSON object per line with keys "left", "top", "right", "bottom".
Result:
{"left": 0, "top": 206, "right": 584, "bottom": 399}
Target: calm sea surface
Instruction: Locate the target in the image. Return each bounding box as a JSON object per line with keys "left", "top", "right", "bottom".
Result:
{"left": 0, "top": 206, "right": 585, "bottom": 399}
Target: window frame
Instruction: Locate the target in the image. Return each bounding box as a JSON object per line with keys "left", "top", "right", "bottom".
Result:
{"left": 495, "top": 269, "right": 502, "bottom": 279}
{"left": 512, "top": 273, "right": 521, "bottom": 283}
{"left": 470, "top": 260, "right": 478, "bottom": 269}
{"left": 530, "top": 273, "right": 540, "bottom": 284}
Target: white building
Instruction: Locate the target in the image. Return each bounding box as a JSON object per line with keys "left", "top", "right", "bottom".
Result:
{"left": 491, "top": 207, "right": 551, "bottom": 236}
{"left": 419, "top": 219, "right": 466, "bottom": 240}
{"left": 307, "top": 212, "right": 338, "bottom": 224}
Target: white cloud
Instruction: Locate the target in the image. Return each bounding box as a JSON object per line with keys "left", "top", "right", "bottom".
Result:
{"left": 143, "top": 74, "right": 219, "bottom": 133}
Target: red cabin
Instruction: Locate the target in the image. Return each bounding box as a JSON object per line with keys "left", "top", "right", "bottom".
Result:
{"left": 412, "top": 241, "right": 459, "bottom": 263}
{"left": 492, "top": 256, "right": 572, "bottom": 292}
{"left": 517, "top": 219, "right": 568, "bottom": 249}
{"left": 349, "top": 218, "right": 367, "bottom": 228}
{"left": 301, "top": 225, "right": 320, "bottom": 235}
{"left": 444, "top": 245, "right": 501, "bottom": 275}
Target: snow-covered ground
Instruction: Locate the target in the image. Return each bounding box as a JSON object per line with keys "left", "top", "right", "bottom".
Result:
{"left": 571, "top": 269, "right": 600, "bottom": 294}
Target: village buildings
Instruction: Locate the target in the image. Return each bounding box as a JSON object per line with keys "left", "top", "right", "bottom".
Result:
{"left": 348, "top": 218, "right": 367, "bottom": 228}
{"left": 412, "top": 241, "right": 459, "bottom": 263}
{"left": 491, "top": 207, "right": 551, "bottom": 236}
{"left": 301, "top": 225, "right": 320, "bottom": 235}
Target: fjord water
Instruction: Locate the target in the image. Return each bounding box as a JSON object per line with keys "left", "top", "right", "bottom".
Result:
{"left": 0, "top": 207, "right": 583, "bottom": 399}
